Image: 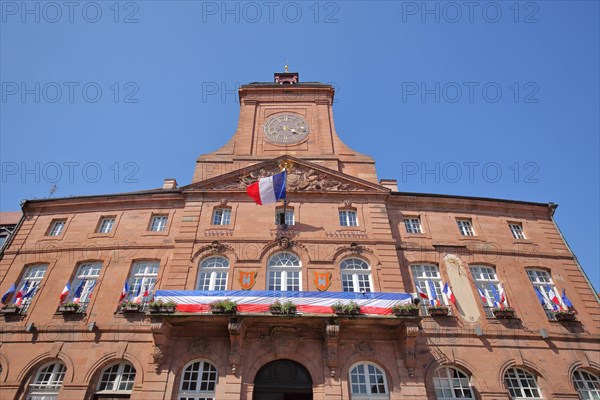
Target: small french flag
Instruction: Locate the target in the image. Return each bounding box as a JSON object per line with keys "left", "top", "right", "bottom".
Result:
{"left": 416, "top": 285, "right": 429, "bottom": 300}
{"left": 59, "top": 282, "right": 71, "bottom": 302}
{"left": 120, "top": 281, "right": 130, "bottom": 302}
{"left": 246, "top": 171, "right": 286, "bottom": 205}
{"left": 442, "top": 282, "right": 456, "bottom": 304}
{"left": 477, "top": 286, "right": 488, "bottom": 304}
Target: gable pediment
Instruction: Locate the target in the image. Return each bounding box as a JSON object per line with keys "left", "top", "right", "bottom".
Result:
{"left": 183, "top": 156, "right": 387, "bottom": 193}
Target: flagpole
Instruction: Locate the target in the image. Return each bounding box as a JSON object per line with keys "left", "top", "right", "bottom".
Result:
{"left": 279, "top": 160, "right": 292, "bottom": 231}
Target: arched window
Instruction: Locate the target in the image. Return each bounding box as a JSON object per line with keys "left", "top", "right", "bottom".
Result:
{"left": 349, "top": 362, "right": 389, "bottom": 399}
{"left": 340, "top": 258, "right": 372, "bottom": 293}
{"left": 124, "top": 261, "right": 159, "bottom": 305}
{"left": 267, "top": 252, "right": 301, "bottom": 291}
{"left": 504, "top": 368, "right": 543, "bottom": 399}
{"left": 95, "top": 362, "right": 136, "bottom": 398}
{"left": 433, "top": 366, "right": 474, "bottom": 399}
{"left": 178, "top": 360, "right": 218, "bottom": 400}
{"left": 572, "top": 369, "right": 600, "bottom": 400}
{"left": 197, "top": 256, "right": 229, "bottom": 291}
{"left": 27, "top": 361, "right": 66, "bottom": 399}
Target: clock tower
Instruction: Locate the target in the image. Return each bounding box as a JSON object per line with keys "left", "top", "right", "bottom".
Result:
{"left": 192, "top": 71, "right": 378, "bottom": 183}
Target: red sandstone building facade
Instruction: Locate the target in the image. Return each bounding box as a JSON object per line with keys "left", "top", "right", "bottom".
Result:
{"left": 0, "top": 72, "right": 598, "bottom": 400}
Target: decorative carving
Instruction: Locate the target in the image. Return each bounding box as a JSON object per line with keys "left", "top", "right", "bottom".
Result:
{"left": 213, "top": 165, "right": 364, "bottom": 192}
{"left": 325, "top": 321, "right": 340, "bottom": 376}
{"left": 204, "top": 229, "right": 233, "bottom": 237}
{"left": 211, "top": 240, "right": 223, "bottom": 251}
{"left": 269, "top": 326, "right": 305, "bottom": 358}
{"left": 189, "top": 339, "right": 209, "bottom": 354}
{"left": 279, "top": 237, "right": 291, "bottom": 249}
{"left": 228, "top": 318, "right": 243, "bottom": 375}
{"left": 219, "top": 198, "right": 228, "bottom": 206}
{"left": 270, "top": 228, "right": 300, "bottom": 239}
{"left": 403, "top": 323, "right": 421, "bottom": 372}
{"left": 355, "top": 341, "right": 374, "bottom": 355}
{"left": 152, "top": 345, "right": 164, "bottom": 363}
{"left": 343, "top": 199, "right": 352, "bottom": 207}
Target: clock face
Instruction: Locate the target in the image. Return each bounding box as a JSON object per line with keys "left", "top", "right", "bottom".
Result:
{"left": 263, "top": 113, "right": 310, "bottom": 144}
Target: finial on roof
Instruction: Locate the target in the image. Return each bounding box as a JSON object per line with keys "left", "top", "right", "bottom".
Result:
{"left": 284, "top": 59, "right": 288, "bottom": 73}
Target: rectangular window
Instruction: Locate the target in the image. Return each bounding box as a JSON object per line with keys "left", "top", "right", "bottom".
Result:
{"left": 456, "top": 219, "right": 475, "bottom": 236}
{"left": 470, "top": 265, "right": 504, "bottom": 318}
{"left": 69, "top": 262, "right": 102, "bottom": 311}
{"left": 268, "top": 270, "right": 301, "bottom": 291}
{"left": 275, "top": 210, "right": 294, "bottom": 226}
{"left": 404, "top": 217, "right": 423, "bottom": 234}
{"left": 212, "top": 208, "right": 231, "bottom": 225}
{"left": 47, "top": 220, "right": 66, "bottom": 236}
{"left": 527, "top": 268, "right": 562, "bottom": 320}
{"left": 149, "top": 215, "right": 168, "bottom": 232}
{"left": 509, "top": 223, "right": 526, "bottom": 239}
{"left": 411, "top": 264, "right": 447, "bottom": 315}
{"left": 16, "top": 264, "right": 47, "bottom": 313}
{"left": 97, "top": 217, "right": 115, "bottom": 234}
{"left": 339, "top": 210, "right": 358, "bottom": 227}
{"left": 125, "top": 261, "right": 159, "bottom": 306}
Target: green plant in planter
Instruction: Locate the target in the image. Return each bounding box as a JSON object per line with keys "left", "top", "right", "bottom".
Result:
{"left": 210, "top": 299, "right": 238, "bottom": 313}
{"left": 331, "top": 301, "right": 361, "bottom": 315}
{"left": 62, "top": 302, "right": 80, "bottom": 309}
{"left": 3, "top": 303, "right": 18, "bottom": 309}
{"left": 149, "top": 300, "right": 177, "bottom": 312}
{"left": 492, "top": 307, "right": 516, "bottom": 319}
{"left": 392, "top": 304, "right": 419, "bottom": 316}
{"left": 553, "top": 310, "right": 576, "bottom": 321}
{"left": 270, "top": 300, "right": 297, "bottom": 315}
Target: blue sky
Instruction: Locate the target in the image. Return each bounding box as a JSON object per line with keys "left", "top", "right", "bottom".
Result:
{"left": 1, "top": 1, "right": 598, "bottom": 290}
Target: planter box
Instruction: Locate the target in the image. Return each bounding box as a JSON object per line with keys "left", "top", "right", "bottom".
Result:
{"left": 149, "top": 306, "right": 176, "bottom": 314}
{"left": 58, "top": 305, "right": 80, "bottom": 314}
{"left": 0, "top": 306, "right": 21, "bottom": 315}
{"left": 493, "top": 309, "right": 516, "bottom": 319}
{"left": 394, "top": 309, "right": 420, "bottom": 317}
{"left": 428, "top": 306, "right": 450, "bottom": 317}
{"left": 121, "top": 304, "right": 143, "bottom": 313}
{"left": 211, "top": 307, "right": 237, "bottom": 314}
{"left": 270, "top": 307, "right": 297, "bottom": 315}
{"left": 554, "top": 311, "right": 576, "bottom": 322}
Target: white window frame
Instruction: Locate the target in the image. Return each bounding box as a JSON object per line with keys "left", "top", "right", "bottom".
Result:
{"left": 504, "top": 367, "right": 543, "bottom": 399}
{"left": 433, "top": 366, "right": 475, "bottom": 399}
{"left": 47, "top": 220, "right": 66, "bottom": 236}
{"left": 96, "top": 362, "right": 136, "bottom": 394}
{"left": 456, "top": 219, "right": 475, "bottom": 236}
{"left": 349, "top": 362, "right": 389, "bottom": 399}
{"left": 267, "top": 252, "right": 302, "bottom": 291}
{"left": 572, "top": 369, "right": 600, "bottom": 400}
{"left": 27, "top": 362, "right": 66, "bottom": 400}
{"left": 212, "top": 208, "right": 231, "bottom": 225}
{"left": 275, "top": 209, "right": 295, "bottom": 226}
{"left": 411, "top": 264, "right": 447, "bottom": 315}
{"left": 178, "top": 360, "right": 218, "bottom": 400}
{"left": 69, "top": 262, "right": 102, "bottom": 311}
{"left": 339, "top": 210, "right": 358, "bottom": 227}
{"left": 470, "top": 265, "right": 504, "bottom": 318}
{"left": 16, "top": 264, "right": 47, "bottom": 313}
{"left": 404, "top": 217, "right": 423, "bottom": 234}
{"left": 526, "top": 268, "right": 563, "bottom": 320}
{"left": 126, "top": 261, "right": 159, "bottom": 304}
{"left": 340, "top": 258, "right": 373, "bottom": 293}
{"left": 509, "top": 223, "right": 526, "bottom": 240}
{"left": 97, "top": 217, "right": 115, "bottom": 234}
{"left": 149, "top": 215, "right": 168, "bottom": 232}
{"left": 197, "top": 256, "right": 229, "bottom": 291}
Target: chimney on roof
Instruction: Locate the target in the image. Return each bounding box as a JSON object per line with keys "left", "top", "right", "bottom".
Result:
{"left": 162, "top": 178, "right": 178, "bottom": 190}
{"left": 379, "top": 179, "right": 398, "bottom": 192}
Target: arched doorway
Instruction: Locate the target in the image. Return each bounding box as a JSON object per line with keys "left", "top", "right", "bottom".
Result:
{"left": 252, "top": 359, "right": 313, "bottom": 400}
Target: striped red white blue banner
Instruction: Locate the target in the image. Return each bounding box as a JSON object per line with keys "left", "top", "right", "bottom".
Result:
{"left": 155, "top": 290, "right": 413, "bottom": 315}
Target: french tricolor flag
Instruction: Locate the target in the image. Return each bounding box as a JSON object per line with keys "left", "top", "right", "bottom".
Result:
{"left": 59, "top": 282, "right": 70, "bottom": 302}
{"left": 442, "top": 282, "right": 456, "bottom": 304}
{"left": 416, "top": 285, "right": 429, "bottom": 301}
{"left": 246, "top": 171, "right": 286, "bottom": 205}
